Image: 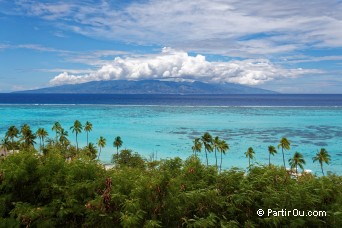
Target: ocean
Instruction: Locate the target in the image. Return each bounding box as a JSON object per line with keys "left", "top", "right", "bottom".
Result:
{"left": 1, "top": 94, "right": 341, "bottom": 175}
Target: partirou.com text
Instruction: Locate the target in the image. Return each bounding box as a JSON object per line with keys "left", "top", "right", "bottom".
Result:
{"left": 257, "top": 209, "right": 327, "bottom": 217}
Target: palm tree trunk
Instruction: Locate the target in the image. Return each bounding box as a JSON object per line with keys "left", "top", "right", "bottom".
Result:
{"left": 42, "top": 137, "right": 45, "bottom": 149}
{"left": 215, "top": 148, "right": 217, "bottom": 169}
{"left": 321, "top": 163, "right": 324, "bottom": 176}
{"left": 39, "top": 137, "right": 42, "bottom": 152}
{"left": 205, "top": 149, "right": 208, "bottom": 166}
{"left": 296, "top": 164, "right": 298, "bottom": 175}
{"left": 269, "top": 153, "right": 271, "bottom": 167}
{"left": 98, "top": 148, "right": 101, "bottom": 160}
{"left": 248, "top": 157, "right": 250, "bottom": 168}
{"left": 220, "top": 152, "right": 223, "bottom": 173}
{"left": 87, "top": 132, "right": 89, "bottom": 146}
{"left": 282, "top": 148, "right": 286, "bottom": 170}
{"left": 116, "top": 147, "right": 119, "bottom": 156}
{"left": 76, "top": 133, "right": 78, "bottom": 151}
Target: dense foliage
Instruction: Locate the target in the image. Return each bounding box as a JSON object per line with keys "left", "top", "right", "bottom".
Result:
{"left": 0, "top": 148, "right": 341, "bottom": 227}
{"left": 0, "top": 123, "right": 341, "bottom": 227}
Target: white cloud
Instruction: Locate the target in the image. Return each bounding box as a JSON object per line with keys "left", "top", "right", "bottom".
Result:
{"left": 284, "top": 55, "right": 342, "bottom": 64}
{"left": 1, "top": 43, "right": 129, "bottom": 66}
{"left": 37, "top": 68, "right": 95, "bottom": 74}
{"left": 16, "top": 44, "right": 65, "bottom": 52}
{"left": 0, "top": 43, "right": 71, "bottom": 53}
{"left": 50, "top": 47, "right": 320, "bottom": 86}
{"left": 0, "top": 44, "right": 9, "bottom": 49}
{"left": 7, "top": 0, "right": 342, "bottom": 56}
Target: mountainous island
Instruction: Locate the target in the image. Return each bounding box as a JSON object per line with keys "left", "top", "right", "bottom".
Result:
{"left": 16, "top": 80, "right": 276, "bottom": 94}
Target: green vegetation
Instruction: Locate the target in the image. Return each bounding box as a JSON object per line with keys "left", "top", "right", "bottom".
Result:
{"left": 0, "top": 122, "right": 341, "bottom": 227}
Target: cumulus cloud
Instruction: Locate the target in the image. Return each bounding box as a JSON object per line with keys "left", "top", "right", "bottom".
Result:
{"left": 50, "top": 47, "right": 320, "bottom": 86}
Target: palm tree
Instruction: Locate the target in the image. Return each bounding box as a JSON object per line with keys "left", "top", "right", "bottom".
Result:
{"left": 84, "top": 121, "right": 93, "bottom": 145}
{"left": 288, "top": 152, "right": 306, "bottom": 175}
{"left": 20, "top": 124, "right": 36, "bottom": 148}
{"left": 36, "top": 128, "right": 48, "bottom": 152}
{"left": 218, "top": 139, "right": 229, "bottom": 173}
{"left": 87, "top": 142, "right": 96, "bottom": 150}
{"left": 46, "top": 138, "right": 55, "bottom": 147}
{"left": 52, "top": 122, "right": 62, "bottom": 143}
{"left": 70, "top": 120, "right": 82, "bottom": 151}
{"left": 86, "top": 142, "right": 97, "bottom": 159}
{"left": 268, "top": 145, "right": 277, "bottom": 167}
{"left": 5, "top": 125, "right": 19, "bottom": 151}
{"left": 278, "top": 137, "right": 291, "bottom": 170}
{"left": 212, "top": 136, "right": 220, "bottom": 169}
{"left": 59, "top": 128, "right": 69, "bottom": 147}
{"left": 113, "top": 136, "right": 123, "bottom": 156}
{"left": 245, "top": 147, "right": 255, "bottom": 168}
{"left": 313, "top": 148, "right": 331, "bottom": 176}
{"left": 201, "top": 132, "right": 213, "bottom": 166}
{"left": 97, "top": 136, "right": 106, "bottom": 160}
{"left": 191, "top": 138, "right": 202, "bottom": 157}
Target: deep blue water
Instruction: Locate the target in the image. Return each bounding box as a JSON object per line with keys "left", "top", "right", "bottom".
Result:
{"left": 1, "top": 94, "right": 342, "bottom": 106}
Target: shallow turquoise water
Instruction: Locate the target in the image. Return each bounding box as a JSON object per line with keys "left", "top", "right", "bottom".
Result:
{"left": 1, "top": 105, "right": 341, "bottom": 175}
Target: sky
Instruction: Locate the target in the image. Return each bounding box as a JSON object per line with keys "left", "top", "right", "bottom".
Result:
{"left": 0, "top": 0, "right": 341, "bottom": 93}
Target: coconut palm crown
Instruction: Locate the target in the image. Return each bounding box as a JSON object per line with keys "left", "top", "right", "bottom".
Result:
{"left": 268, "top": 145, "right": 277, "bottom": 167}
{"left": 218, "top": 139, "right": 229, "bottom": 172}
{"left": 201, "top": 132, "right": 213, "bottom": 166}
{"left": 245, "top": 147, "right": 255, "bottom": 168}
{"left": 313, "top": 148, "right": 331, "bottom": 176}
{"left": 278, "top": 137, "right": 290, "bottom": 170}
{"left": 70, "top": 120, "right": 83, "bottom": 151}
{"left": 5, "top": 125, "right": 19, "bottom": 150}
{"left": 114, "top": 136, "right": 123, "bottom": 155}
{"left": 97, "top": 136, "right": 106, "bottom": 160}
{"left": 20, "top": 124, "right": 36, "bottom": 148}
{"left": 36, "top": 128, "right": 48, "bottom": 152}
{"left": 84, "top": 121, "right": 93, "bottom": 145}
{"left": 192, "top": 138, "right": 202, "bottom": 157}
{"left": 289, "top": 151, "right": 306, "bottom": 175}
{"left": 212, "top": 136, "right": 221, "bottom": 169}
{"left": 52, "top": 122, "right": 62, "bottom": 143}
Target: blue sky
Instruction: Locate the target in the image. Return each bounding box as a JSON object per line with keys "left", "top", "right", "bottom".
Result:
{"left": 0, "top": 0, "right": 341, "bottom": 93}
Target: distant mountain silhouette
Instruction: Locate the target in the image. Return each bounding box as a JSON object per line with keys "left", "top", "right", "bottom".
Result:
{"left": 16, "top": 80, "right": 277, "bottom": 94}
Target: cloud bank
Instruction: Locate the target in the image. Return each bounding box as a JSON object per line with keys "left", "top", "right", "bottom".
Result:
{"left": 50, "top": 48, "right": 319, "bottom": 86}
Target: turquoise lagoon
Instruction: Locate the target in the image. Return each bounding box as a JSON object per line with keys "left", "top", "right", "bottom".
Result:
{"left": 1, "top": 104, "right": 341, "bottom": 175}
